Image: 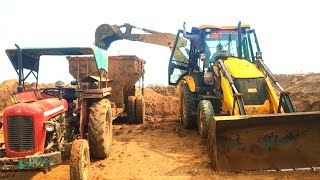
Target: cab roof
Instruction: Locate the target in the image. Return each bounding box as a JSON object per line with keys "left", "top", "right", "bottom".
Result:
{"left": 198, "top": 24, "right": 251, "bottom": 30}
{"left": 5, "top": 46, "right": 107, "bottom": 73}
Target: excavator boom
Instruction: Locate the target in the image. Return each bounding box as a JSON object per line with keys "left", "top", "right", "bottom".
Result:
{"left": 95, "top": 23, "right": 176, "bottom": 51}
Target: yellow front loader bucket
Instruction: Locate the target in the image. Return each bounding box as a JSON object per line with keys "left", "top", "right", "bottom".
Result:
{"left": 208, "top": 111, "right": 320, "bottom": 171}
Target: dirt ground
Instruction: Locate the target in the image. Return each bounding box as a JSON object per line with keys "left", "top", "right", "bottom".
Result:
{"left": 0, "top": 73, "right": 320, "bottom": 179}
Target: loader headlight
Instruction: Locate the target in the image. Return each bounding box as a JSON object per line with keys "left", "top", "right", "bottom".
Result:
{"left": 44, "top": 122, "right": 56, "bottom": 132}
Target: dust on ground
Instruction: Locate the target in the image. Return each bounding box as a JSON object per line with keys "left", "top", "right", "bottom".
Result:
{"left": 0, "top": 73, "right": 320, "bottom": 179}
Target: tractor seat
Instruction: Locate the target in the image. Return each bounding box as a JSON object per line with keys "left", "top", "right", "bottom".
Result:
{"left": 62, "top": 88, "right": 77, "bottom": 102}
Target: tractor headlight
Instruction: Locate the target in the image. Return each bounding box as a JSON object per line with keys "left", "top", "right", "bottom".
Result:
{"left": 44, "top": 122, "right": 56, "bottom": 132}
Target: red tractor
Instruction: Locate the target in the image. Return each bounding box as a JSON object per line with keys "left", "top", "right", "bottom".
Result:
{"left": 0, "top": 45, "right": 113, "bottom": 179}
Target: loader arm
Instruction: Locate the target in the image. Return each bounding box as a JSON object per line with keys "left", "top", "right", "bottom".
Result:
{"left": 95, "top": 23, "right": 176, "bottom": 51}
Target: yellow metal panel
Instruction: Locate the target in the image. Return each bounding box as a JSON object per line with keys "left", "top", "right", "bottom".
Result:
{"left": 224, "top": 58, "right": 264, "bottom": 78}
{"left": 264, "top": 77, "right": 283, "bottom": 113}
{"left": 220, "top": 71, "right": 240, "bottom": 115}
{"left": 182, "top": 76, "right": 196, "bottom": 92}
{"left": 184, "top": 76, "right": 196, "bottom": 92}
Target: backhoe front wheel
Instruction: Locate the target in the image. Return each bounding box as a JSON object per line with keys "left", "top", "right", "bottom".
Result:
{"left": 88, "top": 98, "right": 112, "bottom": 158}
{"left": 197, "top": 100, "right": 214, "bottom": 138}
{"left": 70, "top": 139, "right": 90, "bottom": 180}
{"left": 180, "top": 83, "right": 197, "bottom": 129}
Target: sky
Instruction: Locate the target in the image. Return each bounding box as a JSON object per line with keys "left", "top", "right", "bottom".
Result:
{"left": 1, "top": 0, "right": 320, "bottom": 85}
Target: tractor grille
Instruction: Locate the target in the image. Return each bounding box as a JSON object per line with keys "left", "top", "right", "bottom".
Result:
{"left": 7, "top": 116, "right": 34, "bottom": 152}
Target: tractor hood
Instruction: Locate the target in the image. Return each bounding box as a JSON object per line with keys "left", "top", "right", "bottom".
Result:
{"left": 3, "top": 98, "right": 68, "bottom": 119}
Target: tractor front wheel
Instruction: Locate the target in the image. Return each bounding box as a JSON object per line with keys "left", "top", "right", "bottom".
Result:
{"left": 70, "top": 139, "right": 90, "bottom": 180}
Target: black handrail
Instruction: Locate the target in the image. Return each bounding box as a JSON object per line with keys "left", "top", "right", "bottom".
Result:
{"left": 255, "top": 58, "right": 296, "bottom": 113}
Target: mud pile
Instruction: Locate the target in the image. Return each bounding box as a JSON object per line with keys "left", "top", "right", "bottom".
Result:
{"left": 143, "top": 86, "right": 179, "bottom": 116}
{"left": 275, "top": 73, "right": 320, "bottom": 112}
{"left": 0, "top": 80, "right": 18, "bottom": 115}
{"left": 0, "top": 73, "right": 319, "bottom": 115}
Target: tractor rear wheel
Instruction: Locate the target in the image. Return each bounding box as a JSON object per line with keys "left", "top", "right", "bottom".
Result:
{"left": 88, "top": 98, "right": 112, "bottom": 158}
{"left": 197, "top": 100, "right": 214, "bottom": 138}
{"left": 127, "top": 96, "right": 136, "bottom": 123}
{"left": 70, "top": 139, "right": 90, "bottom": 180}
{"left": 135, "top": 95, "right": 145, "bottom": 124}
{"left": 180, "top": 83, "right": 197, "bottom": 129}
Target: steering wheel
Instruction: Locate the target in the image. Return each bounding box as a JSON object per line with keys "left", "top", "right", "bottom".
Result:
{"left": 42, "top": 88, "right": 59, "bottom": 97}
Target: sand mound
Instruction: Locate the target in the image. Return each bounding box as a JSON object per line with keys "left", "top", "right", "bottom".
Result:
{"left": 0, "top": 74, "right": 319, "bottom": 115}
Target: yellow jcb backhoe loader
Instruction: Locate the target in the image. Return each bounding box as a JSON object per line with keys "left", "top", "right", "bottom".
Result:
{"left": 168, "top": 22, "right": 320, "bottom": 171}
{"left": 94, "top": 21, "right": 320, "bottom": 172}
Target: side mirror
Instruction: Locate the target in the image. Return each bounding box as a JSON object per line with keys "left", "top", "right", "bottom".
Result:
{"left": 71, "top": 80, "right": 79, "bottom": 85}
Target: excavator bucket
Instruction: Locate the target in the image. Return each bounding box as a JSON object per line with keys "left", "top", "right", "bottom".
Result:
{"left": 208, "top": 111, "right": 320, "bottom": 171}
{"left": 95, "top": 24, "right": 123, "bottom": 50}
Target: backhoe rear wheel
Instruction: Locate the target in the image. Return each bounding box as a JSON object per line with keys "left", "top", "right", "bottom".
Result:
{"left": 180, "top": 83, "right": 197, "bottom": 129}
{"left": 88, "top": 98, "right": 112, "bottom": 158}
{"left": 135, "top": 95, "right": 145, "bottom": 124}
{"left": 70, "top": 139, "right": 90, "bottom": 180}
{"left": 198, "top": 100, "right": 214, "bottom": 138}
{"left": 127, "top": 96, "right": 136, "bottom": 123}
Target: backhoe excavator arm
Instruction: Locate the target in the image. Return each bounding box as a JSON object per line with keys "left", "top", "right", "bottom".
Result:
{"left": 95, "top": 23, "right": 176, "bottom": 51}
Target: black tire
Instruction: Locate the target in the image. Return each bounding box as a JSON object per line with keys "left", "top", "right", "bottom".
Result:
{"left": 70, "top": 139, "right": 90, "bottom": 180}
{"left": 127, "top": 96, "right": 136, "bottom": 123}
{"left": 207, "top": 118, "right": 217, "bottom": 171}
{"left": 180, "top": 83, "right": 197, "bottom": 129}
{"left": 135, "top": 95, "right": 145, "bottom": 124}
{"left": 197, "top": 100, "right": 214, "bottom": 138}
{"left": 88, "top": 98, "right": 112, "bottom": 158}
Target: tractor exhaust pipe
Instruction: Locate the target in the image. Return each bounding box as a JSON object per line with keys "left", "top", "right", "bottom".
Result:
{"left": 15, "top": 44, "right": 23, "bottom": 93}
